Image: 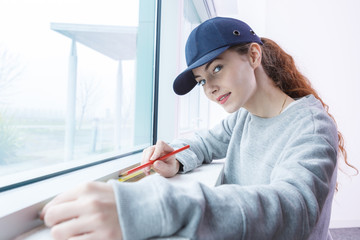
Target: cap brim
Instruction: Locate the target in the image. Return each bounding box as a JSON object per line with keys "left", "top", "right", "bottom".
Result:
{"left": 173, "top": 46, "right": 230, "bottom": 95}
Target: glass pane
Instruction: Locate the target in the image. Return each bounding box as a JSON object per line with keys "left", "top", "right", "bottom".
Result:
{"left": 0, "top": 0, "right": 156, "bottom": 185}
{"left": 177, "top": 0, "right": 209, "bottom": 136}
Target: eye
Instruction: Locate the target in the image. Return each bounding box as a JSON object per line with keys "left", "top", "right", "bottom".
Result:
{"left": 198, "top": 79, "right": 206, "bottom": 86}
{"left": 213, "top": 65, "right": 223, "bottom": 73}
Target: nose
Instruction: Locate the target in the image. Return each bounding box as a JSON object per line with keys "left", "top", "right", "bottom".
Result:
{"left": 205, "top": 82, "right": 219, "bottom": 96}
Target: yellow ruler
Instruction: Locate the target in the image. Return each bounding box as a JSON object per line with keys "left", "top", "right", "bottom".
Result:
{"left": 118, "top": 169, "right": 155, "bottom": 182}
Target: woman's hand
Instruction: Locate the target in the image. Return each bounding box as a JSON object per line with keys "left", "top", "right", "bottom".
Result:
{"left": 40, "top": 182, "right": 122, "bottom": 240}
{"left": 142, "top": 140, "right": 180, "bottom": 178}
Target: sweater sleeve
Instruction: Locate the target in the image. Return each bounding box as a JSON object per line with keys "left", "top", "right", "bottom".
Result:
{"left": 111, "top": 131, "right": 337, "bottom": 240}
{"left": 170, "top": 110, "right": 240, "bottom": 173}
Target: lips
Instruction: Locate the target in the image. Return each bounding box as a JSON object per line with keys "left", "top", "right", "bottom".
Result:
{"left": 217, "top": 92, "right": 231, "bottom": 104}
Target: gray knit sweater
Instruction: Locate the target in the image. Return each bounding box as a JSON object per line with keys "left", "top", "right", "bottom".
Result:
{"left": 112, "top": 95, "right": 338, "bottom": 240}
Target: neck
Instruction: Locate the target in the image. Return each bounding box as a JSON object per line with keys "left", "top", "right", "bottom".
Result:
{"left": 244, "top": 66, "right": 294, "bottom": 118}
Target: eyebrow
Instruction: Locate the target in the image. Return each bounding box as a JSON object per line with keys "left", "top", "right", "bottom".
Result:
{"left": 193, "top": 58, "right": 219, "bottom": 79}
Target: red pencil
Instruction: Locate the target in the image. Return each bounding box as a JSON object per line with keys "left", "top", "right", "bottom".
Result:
{"left": 119, "top": 145, "right": 190, "bottom": 177}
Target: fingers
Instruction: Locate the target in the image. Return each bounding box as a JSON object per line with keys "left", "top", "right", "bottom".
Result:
{"left": 43, "top": 200, "right": 83, "bottom": 227}
{"left": 141, "top": 146, "right": 155, "bottom": 175}
{"left": 68, "top": 234, "right": 92, "bottom": 240}
{"left": 68, "top": 234, "right": 93, "bottom": 240}
{"left": 42, "top": 182, "right": 121, "bottom": 240}
{"left": 40, "top": 185, "right": 82, "bottom": 220}
{"left": 141, "top": 141, "right": 175, "bottom": 176}
{"left": 153, "top": 159, "right": 179, "bottom": 178}
{"left": 68, "top": 233, "right": 96, "bottom": 240}
{"left": 150, "top": 140, "right": 174, "bottom": 161}
{"left": 50, "top": 215, "right": 94, "bottom": 240}
{"left": 41, "top": 182, "right": 110, "bottom": 220}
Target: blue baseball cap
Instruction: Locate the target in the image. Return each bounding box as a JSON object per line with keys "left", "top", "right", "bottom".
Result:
{"left": 173, "top": 17, "right": 263, "bottom": 95}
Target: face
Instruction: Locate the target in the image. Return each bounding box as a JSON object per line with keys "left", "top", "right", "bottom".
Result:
{"left": 192, "top": 48, "right": 257, "bottom": 113}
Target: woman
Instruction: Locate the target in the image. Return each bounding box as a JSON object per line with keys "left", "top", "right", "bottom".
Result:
{"left": 41, "top": 17, "right": 356, "bottom": 240}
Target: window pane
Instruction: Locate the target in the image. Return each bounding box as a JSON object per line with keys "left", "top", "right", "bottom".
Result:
{"left": 0, "top": 0, "right": 156, "bottom": 185}
{"left": 177, "top": 0, "right": 209, "bottom": 137}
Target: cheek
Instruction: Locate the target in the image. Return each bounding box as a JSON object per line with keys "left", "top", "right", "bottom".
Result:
{"left": 202, "top": 87, "right": 213, "bottom": 101}
{"left": 230, "top": 69, "right": 257, "bottom": 102}
{"left": 246, "top": 74, "right": 257, "bottom": 90}
{"left": 232, "top": 71, "right": 253, "bottom": 90}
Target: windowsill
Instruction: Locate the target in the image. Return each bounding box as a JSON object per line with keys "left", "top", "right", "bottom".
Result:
{"left": 0, "top": 153, "right": 143, "bottom": 240}
{"left": 0, "top": 146, "right": 147, "bottom": 190}
{"left": 10, "top": 160, "right": 225, "bottom": 240}
{"left": 169, "top": 159, "right": 224, "bottom": 186}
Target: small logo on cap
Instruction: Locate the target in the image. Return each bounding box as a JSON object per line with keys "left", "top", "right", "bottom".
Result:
{"left": 250, "top": 29, "right": 256, "bottom": 35}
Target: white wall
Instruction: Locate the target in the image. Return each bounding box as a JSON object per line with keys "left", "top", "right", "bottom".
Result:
{"left": 214, "top": 0, "right": 360, "bottom": 228}
{"left": 265, "top": 0, "right": 360, "bottom": 228}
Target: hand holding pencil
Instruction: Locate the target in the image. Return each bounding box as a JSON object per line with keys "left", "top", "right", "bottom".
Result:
{"left": 137, "top": 141, "right": 189, "bottom": 178}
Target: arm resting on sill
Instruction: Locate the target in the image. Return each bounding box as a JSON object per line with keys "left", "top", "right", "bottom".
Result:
{"left": 14, "top": 161, "right": 225, "bottom": 240}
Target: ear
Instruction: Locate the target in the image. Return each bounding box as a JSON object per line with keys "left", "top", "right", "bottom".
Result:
{"left": 248, "top": 43, "right": 262, "bottom": 69}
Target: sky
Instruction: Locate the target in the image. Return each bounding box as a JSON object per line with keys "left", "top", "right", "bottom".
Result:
{"left": 0, "top": 0, "right": 139, "bottom": 115}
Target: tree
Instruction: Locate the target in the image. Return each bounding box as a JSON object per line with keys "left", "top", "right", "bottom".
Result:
{"left": 77, "top": 75, "right": 101, "bottom": 130}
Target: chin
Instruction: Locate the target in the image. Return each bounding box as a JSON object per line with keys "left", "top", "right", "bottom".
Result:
{"left": 224, "top": 105, "right": 240, "bottom": 113}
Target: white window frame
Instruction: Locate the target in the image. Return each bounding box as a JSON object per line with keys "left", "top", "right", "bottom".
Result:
{"left": 158, "top": 0, "right": 217, "bottom": 142}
